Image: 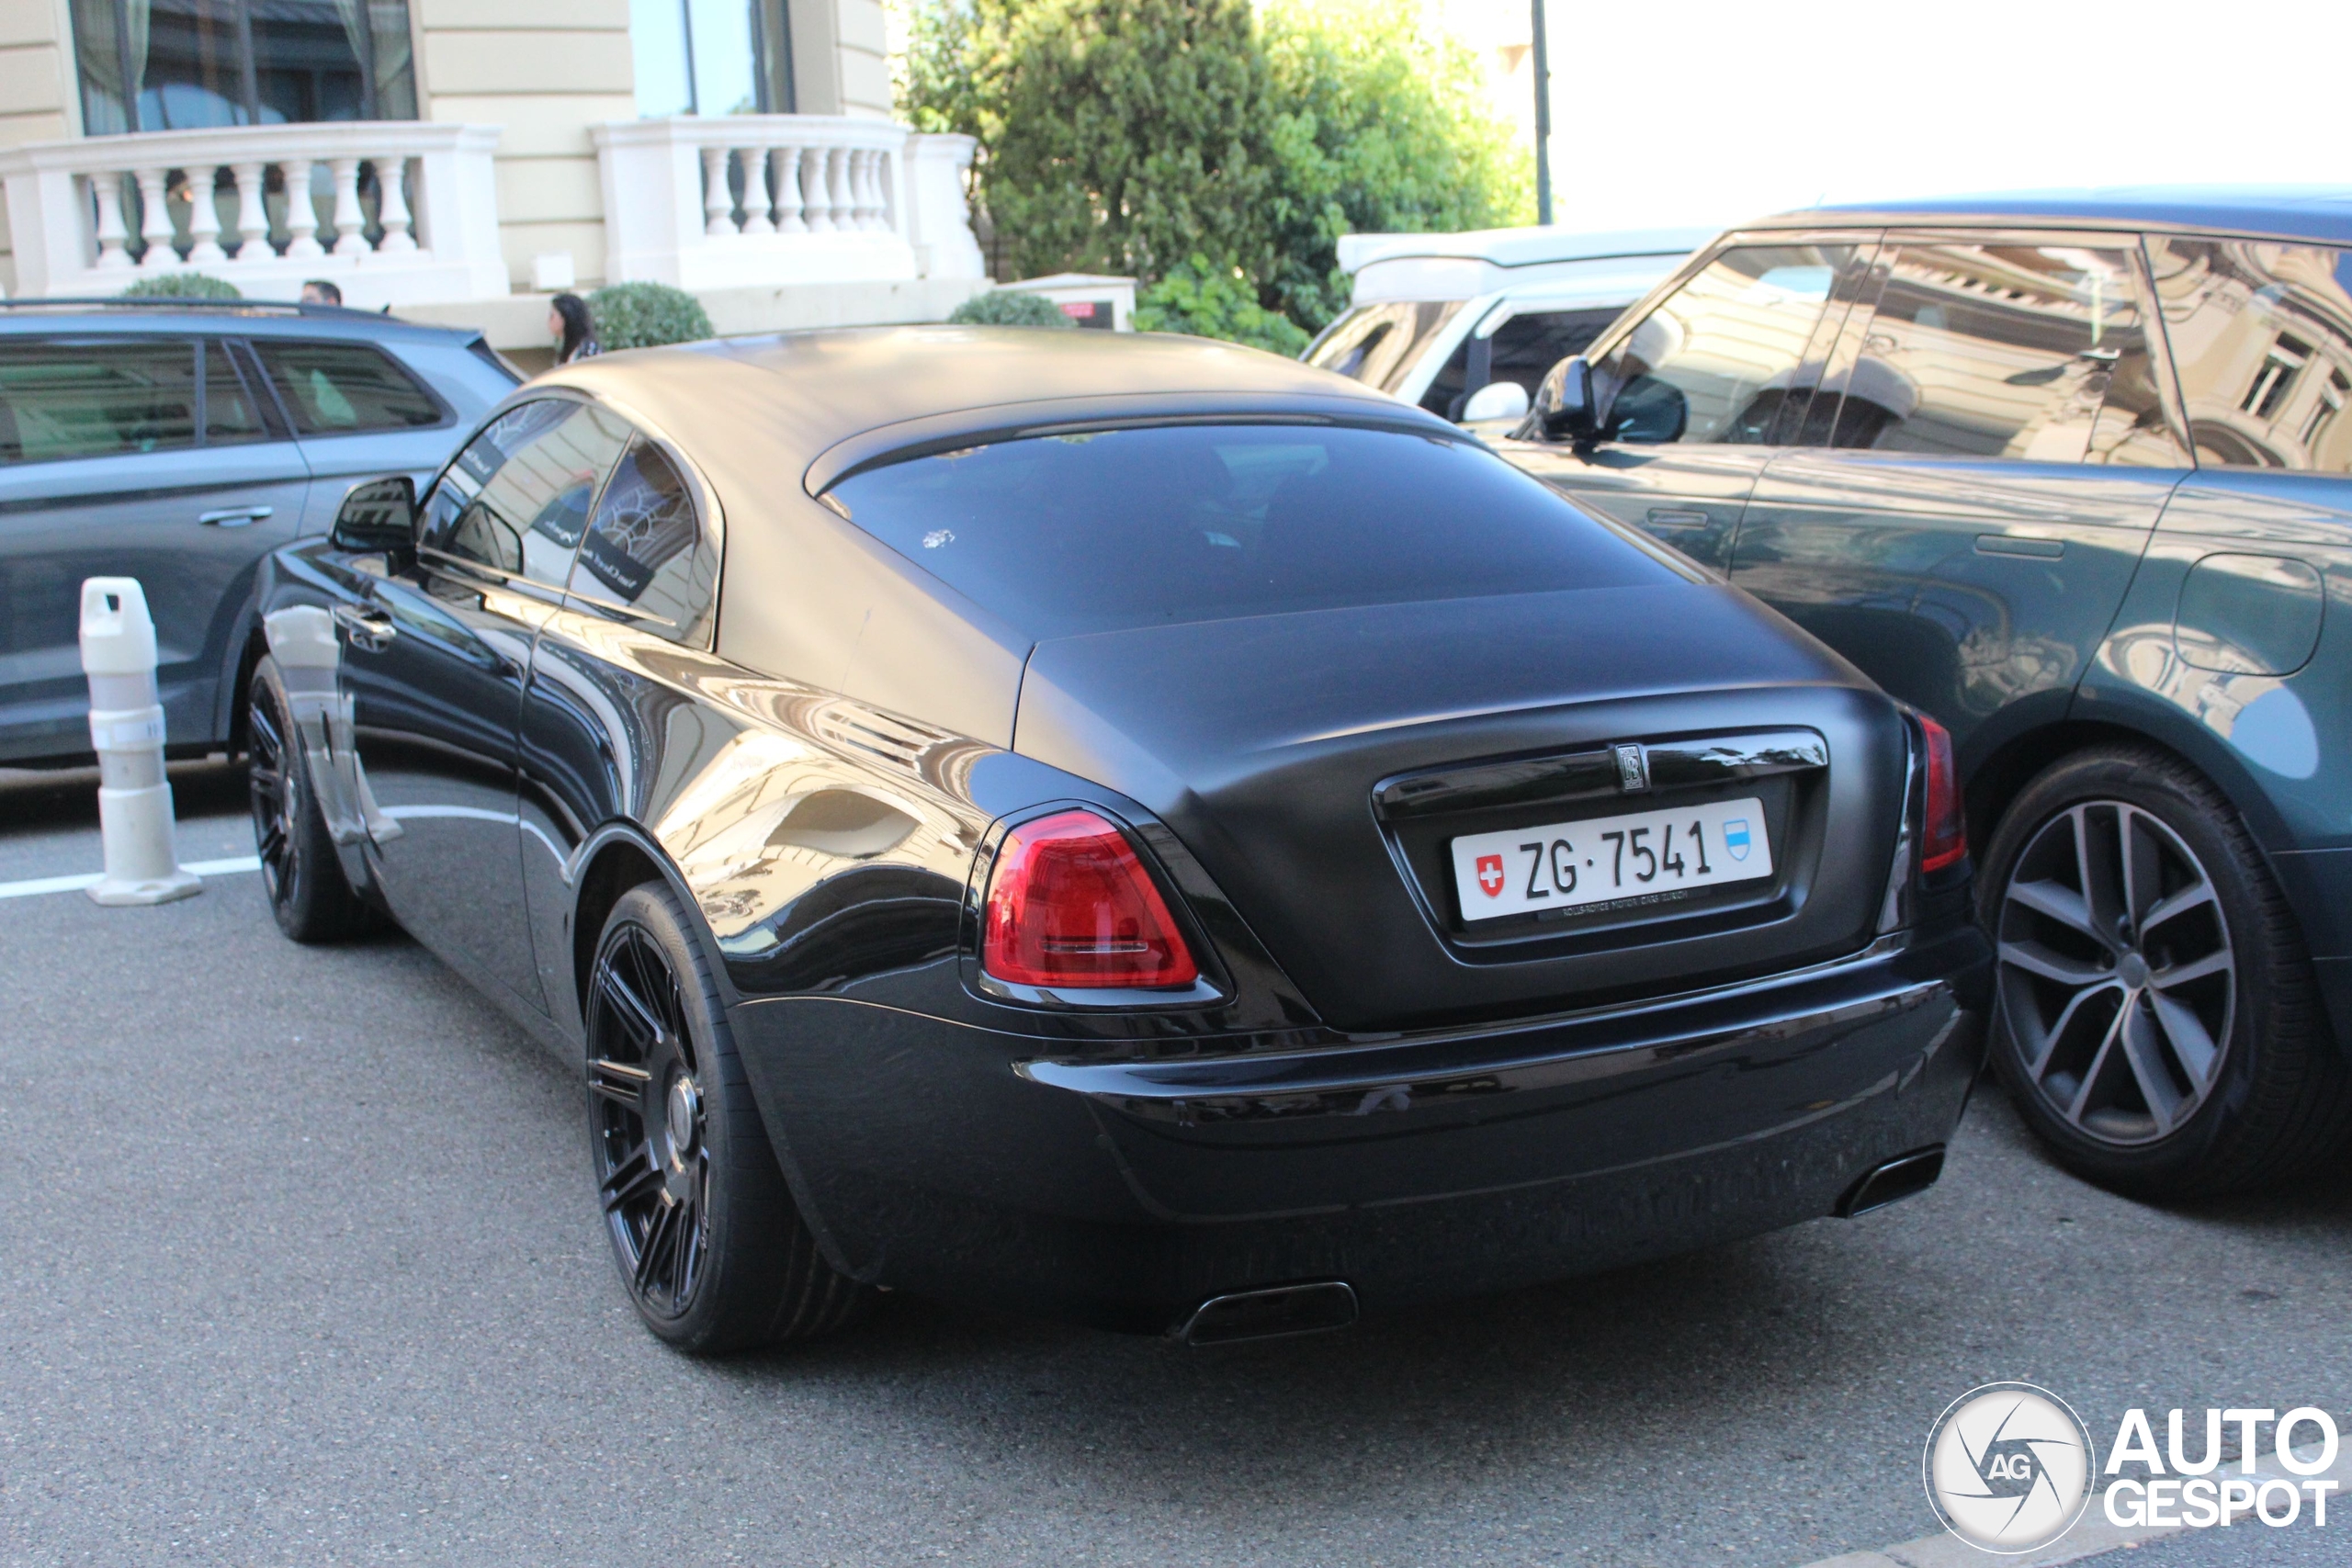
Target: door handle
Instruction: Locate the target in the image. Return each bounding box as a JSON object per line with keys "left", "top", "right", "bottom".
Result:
{"left": 1975, "top": 534, "right": 2066, "bottom": 559}
{"left": 198, "top": 505, "right": 275, "bottom": 527}
{"left": 1646, "top": 507, "right": 1710, "bottom": 529}
{"left": 332, "top": 602, "right": 397, "bottom": 651}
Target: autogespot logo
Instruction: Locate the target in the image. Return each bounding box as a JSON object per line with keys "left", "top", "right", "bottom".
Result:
{"left": 1924, "top": 1382, "right": 2097, "bottom": 1553}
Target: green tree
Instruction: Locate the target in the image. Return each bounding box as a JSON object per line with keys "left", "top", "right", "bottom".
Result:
{"left": 1259, "top": 0, "right": 1531, "bottom": 330}
{"left": 899, "top": 0, "right": 1530, "bottom": 340}
{"left": 904, "top": 0, "right": 1278, "bottom": 289}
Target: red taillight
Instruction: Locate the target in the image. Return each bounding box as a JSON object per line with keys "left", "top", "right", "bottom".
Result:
{"left": 1918, "top": 716, "right": 1966, "bottom": 875}
{"left": 982, "top": 810, "right": 1200, "bottom": 988}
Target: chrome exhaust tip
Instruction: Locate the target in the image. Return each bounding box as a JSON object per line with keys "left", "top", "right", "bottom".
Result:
{"left": 1835, "top": 1145, "right": 1947, "bottom": 1218}
{"left": 1178, "top": 1280, "right": 1359, "bottom": 1346}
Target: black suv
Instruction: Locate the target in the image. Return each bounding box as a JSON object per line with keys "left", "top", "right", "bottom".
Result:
{"left": 0, "top": 300, "right": 517, "bottom": 765}
{"left": 1497, "top": 187, "right": 2352, "bottom": 1197}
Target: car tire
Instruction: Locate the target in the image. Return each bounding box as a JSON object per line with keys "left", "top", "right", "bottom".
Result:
{"left": 1981, "top": 744, "right": 2352, "bottom": 1198}
{"left": 246, "top": 656, "right": 379, "bottom": 943}
{"left": 585, "top": 882, "right": 867, "bottom": 1353}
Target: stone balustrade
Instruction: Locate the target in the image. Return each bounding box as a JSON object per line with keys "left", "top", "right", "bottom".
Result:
{"left": 594, "top": 116, "right": 985, "bottom": 292}
{"left": 0, "top": 121, "right": 508, "bottom": 308}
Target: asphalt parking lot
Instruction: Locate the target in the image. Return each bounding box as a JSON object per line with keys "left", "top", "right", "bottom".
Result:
{"left": 4, "top": 765, "right": 2349, "bottom": 1568}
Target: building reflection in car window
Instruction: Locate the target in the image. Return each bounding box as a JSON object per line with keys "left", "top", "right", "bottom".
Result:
{"left": 824, "top": 423, "right": 1678, "bottom": 640}
{"left": 566, "top": 438, "right": 717, "bottom": 644}
{"left": 1826, "top": 243, "right": 2176, "bottom": 466}
{"left": 2146, "top": 235, "right": 2352, "bottom": 473}
{"left": 420, "top": 400, "right": 630, "bottom": 585}
{"left": 1600, "top": 245, "right": 1859, "bottom": 446}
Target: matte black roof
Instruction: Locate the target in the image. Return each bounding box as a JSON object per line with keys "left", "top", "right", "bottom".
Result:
{"left": 0, "top": 299, "right": 485, "bottom": 342}
{"left": 1756, "top": 186, "right": 2352, "bottom": 247}
{"left": 541, "top": 325, "right": 1448, "bottom": 491}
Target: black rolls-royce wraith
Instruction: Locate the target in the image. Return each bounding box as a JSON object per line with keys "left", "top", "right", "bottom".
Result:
{"left": 248, "top": 327, "right": 1989, "bottom": 1351}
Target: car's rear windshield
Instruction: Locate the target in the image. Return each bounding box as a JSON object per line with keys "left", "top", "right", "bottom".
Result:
{"left": 823, "top": 423, "right": 1679, "bottom": 639}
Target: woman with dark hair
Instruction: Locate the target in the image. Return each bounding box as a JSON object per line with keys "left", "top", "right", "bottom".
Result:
{"left": 548, "top": 293, "right": 600, "bottom": 365}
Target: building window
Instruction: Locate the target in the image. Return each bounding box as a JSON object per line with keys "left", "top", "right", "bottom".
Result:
{"left": 2304, "top": 369, "right": 2350, "bottom": 449}
{"left": 631, "top": 0, "right": 795, "bottom": 118}
{"left": 72, "top": 0, "right": 417, "bottom": 134}
{"left": 2243, "top": 334, "right": 2311, "bottom": 421}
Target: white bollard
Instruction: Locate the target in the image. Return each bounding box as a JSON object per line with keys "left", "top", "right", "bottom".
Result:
{"left": 80, "top": 578, "right": 201, "bottom": 906}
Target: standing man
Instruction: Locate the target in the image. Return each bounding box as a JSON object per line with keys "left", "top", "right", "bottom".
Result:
{"left": 300, "top": 280, "right": 343, "bottom": 307}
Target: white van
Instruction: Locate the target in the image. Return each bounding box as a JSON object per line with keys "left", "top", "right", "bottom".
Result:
{"left": 1304, "top": 225, "right": 1715, "bottom": 422}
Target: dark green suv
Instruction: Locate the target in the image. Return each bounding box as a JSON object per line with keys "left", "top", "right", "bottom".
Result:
{"left": 1498, "top": 187, "right": 2352, "bottom": 1198}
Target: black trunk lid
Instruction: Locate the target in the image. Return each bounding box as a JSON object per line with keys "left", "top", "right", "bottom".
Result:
{"left": 1013, "top": 582, "right": 1908, "bottom": 1033}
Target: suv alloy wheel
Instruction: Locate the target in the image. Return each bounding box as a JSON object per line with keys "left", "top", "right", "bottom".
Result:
{"left": 1982, "top": 747, "right": 2352, "bottom": 1197}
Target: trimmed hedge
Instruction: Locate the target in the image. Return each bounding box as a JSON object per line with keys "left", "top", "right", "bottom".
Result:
{"left": 119, "top": 272, "right": 243, "bottom": 300}
{"left": 947, "top": 289, "right": 1077, "bottom": 328}
{"left": 588, "top": 282, "right": 713, "bottom": 350}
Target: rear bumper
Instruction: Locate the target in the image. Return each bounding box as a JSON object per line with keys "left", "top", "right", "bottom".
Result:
{"left": 729, "top": 926, "right": 1990, "bottom": 1332}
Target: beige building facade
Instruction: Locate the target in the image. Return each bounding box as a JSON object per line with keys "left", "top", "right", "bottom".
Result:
{"left": 0, "top": 0, "right": 984, "bottom": 345}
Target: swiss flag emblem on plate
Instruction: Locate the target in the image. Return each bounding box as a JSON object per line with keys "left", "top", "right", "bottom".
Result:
{"left": 1476, "top": 853, "right": 1506, "bottom": 897}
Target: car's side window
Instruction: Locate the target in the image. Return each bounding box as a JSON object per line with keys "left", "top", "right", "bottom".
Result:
{"left": 419, "top": 400, "right": 631, "bottom": 586}
{"left": 252, "top": 340, "right": 446, "bottom": 436}
{"left": 1306, "top": 301, "right": 1462, "bottom": 398}
{"left": 1597, "top": 244, "right": 1861, "bottom": 446}
{"left": 202, "top": 342, "right": 268, "bottom": 446}
{"left": 0, "top": 337, "right": 203, "bottom": 462}
{"left": 1823, "top": 241, "right": 2177, "bottom": 465}
{"left": 1490, "top": 309, "right": 1624, "bottom": 394}
{"left": 2145, "top": 234, "right": 2352, "bottom": 473}
{"left": 566, "top": 436, "right": 718, "bottom": 645}
{"left": 1424, "top": 307, "right": 1625, "bottom": 418}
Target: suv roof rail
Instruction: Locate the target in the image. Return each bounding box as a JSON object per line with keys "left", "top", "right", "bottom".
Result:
{"left": 0, "top": 298, "right": 394, "bottom": 319}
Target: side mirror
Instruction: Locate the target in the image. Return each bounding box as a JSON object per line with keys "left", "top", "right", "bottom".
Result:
{"left": 1531, "top": 355, "right": 1601, "bottom": 442}
{"left": 330, "top": 475, "right": 417, "bottom": 553}
{"left": 1459, "top": 380, "right": 1530, "bottom": 424}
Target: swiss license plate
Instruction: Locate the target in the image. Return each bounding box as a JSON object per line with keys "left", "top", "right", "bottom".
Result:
{"left": 1451, "top": 796, "right": 1773, "bottom": 922}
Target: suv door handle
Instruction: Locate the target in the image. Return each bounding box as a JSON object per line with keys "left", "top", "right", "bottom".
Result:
{"left": 1646, "top": 507, "right": 1710, "bottom": 529}
{"left": 199, "top": 505, "right": 275, "bottom": 527}
{"left": 332, "top": 603, "right": 397, "bottom": 651}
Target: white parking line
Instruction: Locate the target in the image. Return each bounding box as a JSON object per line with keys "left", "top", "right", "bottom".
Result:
{"left": 0, "top": 855, "right": 262, "bottom": 902}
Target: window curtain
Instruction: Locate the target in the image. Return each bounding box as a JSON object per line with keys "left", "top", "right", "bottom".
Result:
{"left": 328, "top": 0, "right": 415, "bottom": 118}
{"left": 366, "top": 0, "right": 415, "bottom": 118}
{"left": 72, "top": 0, "right": 153, "bottom": 133}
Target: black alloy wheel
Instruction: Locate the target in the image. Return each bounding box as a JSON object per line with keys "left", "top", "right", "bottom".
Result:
{"left": 590, "top": 917, "right": 712, "bottom": 1318}
{"left": 1982, "top": 745, "right": 2352, "bottom": 1197}
{"left": 246, "top": 655, "right": 377, "bottom": 942}
{"left": 584, "top": 883, "right": 866, "bottom": 1351}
